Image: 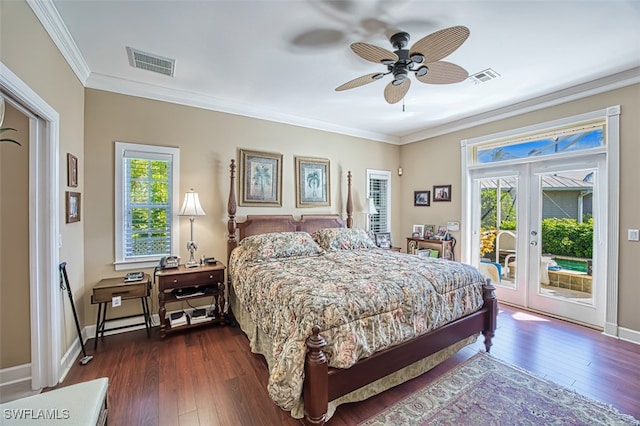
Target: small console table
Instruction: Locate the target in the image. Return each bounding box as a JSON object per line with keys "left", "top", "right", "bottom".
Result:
{"left": 92, "top": 274, "right": 152, "bottom": 349}
{"left": 406, "top": 237, "right": 455, "bottom": 261}
{"left": 156, "top": 263, "right": 226, "bottom": 338}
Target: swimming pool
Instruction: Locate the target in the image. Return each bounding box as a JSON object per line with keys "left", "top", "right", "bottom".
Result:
{"left": 552, "top": 257, "right": 590, "bottom": 274}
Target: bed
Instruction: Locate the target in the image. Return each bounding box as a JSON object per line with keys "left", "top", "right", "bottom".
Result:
{"left": 225, "top": 159, "right": 497, "bottom": 425}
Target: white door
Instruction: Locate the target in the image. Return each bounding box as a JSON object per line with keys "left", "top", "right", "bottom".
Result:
{"left": 470, "top": 155, "right": 605, "bottom": 327}
{"left": 526, "top": 157, "right": 605, "bottom": 327}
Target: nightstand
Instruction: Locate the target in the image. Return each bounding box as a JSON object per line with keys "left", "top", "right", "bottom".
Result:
{"left": 155, "top": 263, "right": 226, "bottom": 338}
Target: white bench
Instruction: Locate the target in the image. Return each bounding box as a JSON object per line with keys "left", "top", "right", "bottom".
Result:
{"left": 1, "top": 377, "right": 108, "bottom": 425}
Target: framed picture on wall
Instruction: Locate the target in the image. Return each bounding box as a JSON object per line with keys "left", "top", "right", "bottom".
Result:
{"left": 414, "top": 190, "right": 430, "bottom": 206}
{"left": 295, "top": 156, "right": 330, "bottom": 207}
{"left": 65, "top": 191, "right": 81, "bottom": 223}
{"left": 433, "top": 184, "right": 451, "bottom": 202}
{"left": 67, "top": 153, "right": 78, "bottom": 187}
{"left": 239, "top": 149, "right": 283, "bottom": 206}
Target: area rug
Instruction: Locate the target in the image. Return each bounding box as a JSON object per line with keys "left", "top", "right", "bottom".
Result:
{"left": 359, "top": 352, "right": 639, "bottom": 425}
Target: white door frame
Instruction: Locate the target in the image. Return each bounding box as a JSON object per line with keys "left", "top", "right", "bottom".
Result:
{"left": 1, "top": 62, "right": 61, "bottom": 389}
{"left": 461, "top": 106, "right": 620, "bottom": 336}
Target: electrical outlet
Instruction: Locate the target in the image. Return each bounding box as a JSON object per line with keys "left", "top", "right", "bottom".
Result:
{"left": 628, "top": 229, "right": 640, "bottom": 241}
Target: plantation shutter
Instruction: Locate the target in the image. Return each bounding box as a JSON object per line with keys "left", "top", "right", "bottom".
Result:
{"left": 123, "top": 150, "right": 173, "bottom": 259}
{"left": 368, "top": 171, "right": 390, "bottom": 233}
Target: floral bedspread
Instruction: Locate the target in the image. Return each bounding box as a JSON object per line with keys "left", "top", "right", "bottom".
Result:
{"left": 229, "top": 244, "right": 486, "bottom": 412}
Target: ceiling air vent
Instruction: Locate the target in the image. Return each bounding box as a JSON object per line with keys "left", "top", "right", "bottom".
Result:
{"left": 469, "top": 68, "right": 500, "bottom": 84}
{"left": 126, "top": 47, "right": 175, "bottom": 77}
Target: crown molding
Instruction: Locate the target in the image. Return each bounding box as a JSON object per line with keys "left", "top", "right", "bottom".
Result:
{"left": 27, "top": 0, "right": 90, "bottom": 84}
{"left": 85, "top": 72, "right": 400, "bottom": 144}
{"left": 400, "top": 67, "right": 640, "bottom": 144}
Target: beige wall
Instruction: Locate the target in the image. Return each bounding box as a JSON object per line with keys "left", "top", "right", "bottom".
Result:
{"left": 1, "top": 0, "right": 86, "bottom": 367}
{"left": 0, "top": 103, "right": 30, "bottom": 368}
{"left": 83, "top": 89, "right": 401, "bottom": 321}
{"left": 399, "top": 84, "right": 640, "bottom": 332}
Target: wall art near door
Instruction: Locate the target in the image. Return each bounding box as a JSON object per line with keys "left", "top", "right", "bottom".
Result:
{"left": 67, "top": 153, "right": 78, "bottom": 187}
{"left": 65, "top": 191, "right": 81, "bottom": 223}
{"left": 433, "top": 184, "right": 452, "bottom": 202}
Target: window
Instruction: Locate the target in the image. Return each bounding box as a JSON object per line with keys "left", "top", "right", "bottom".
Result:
{"left": 366, "top": 169, "right": 391, "bottom": 233}
{"left": 115, "top": 142, "right": 180, "bottom": 270}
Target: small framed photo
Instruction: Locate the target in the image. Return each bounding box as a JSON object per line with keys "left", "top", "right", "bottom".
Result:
{"left": 414, "top": 190, "right": 430, "bottom": 206}
{"left": 67, "top": 153, "right": 78, "bottom": 187}
{"left": 433, "top": 185, "right": 451, "bottom": 202}
{"left": 424, "top": 224, "right": 436, "bottom": 239}
{"left": 239, "top": 149, "right": 283, "bottom": 207}
{"left": 295, "top": 156, "right": 330, "bottom": 207}
{"left": 412, "top": 224, "right": 424, "bottom": 238}
{"left": 435, "top": 225, "right": 448, "bottom": 239}
{"left": 375, "top": 232, "right": 391, "bottom": 249}
{"left": 65, "top": 191, "right": 81, "bottom": 223}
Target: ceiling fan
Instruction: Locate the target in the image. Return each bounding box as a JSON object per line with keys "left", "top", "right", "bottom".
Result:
{"left": 335, "top": 26, "right": 470, "bottom": 104}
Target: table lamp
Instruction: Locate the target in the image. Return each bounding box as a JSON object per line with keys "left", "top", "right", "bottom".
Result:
{"left": 363, "top": 197, "right": 378, "bottom": 232}
{"left": 178, "top": 188, "right": 206, "bottom": 268}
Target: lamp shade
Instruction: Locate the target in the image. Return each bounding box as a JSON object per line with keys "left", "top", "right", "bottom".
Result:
{"left": 178, "top": 189, "right": 206, "bottom": 216}
{"left": 363, "top": 197, "right": 378, "bottom": 215}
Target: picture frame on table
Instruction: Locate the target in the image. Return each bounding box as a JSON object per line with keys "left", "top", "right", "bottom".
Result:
{"left": 295, "top": 156, "right": 330, "bottom": 207}
{"left": 65, "top": 191, "right": 81, "bottom": 223}
{"left": 412, "top": 224, "right": 424, "bottom": 238}
{"left": 414, "top": 190, "right": 430, "bottom": 206}
{"left": 423, "top": 224, "right": 436, "bottom": 239}
{"left": 67, "top": 153, "right": 78, "bottom": 187}
{"left": 433, "top": 184, "right": 451, "bottom": 202}
{"left": 375, "top": 232, "right": 391, "bottom": 249}
{"left": 239, "top": 149, "right": 283, "bottom": 207}
{"left": 435, "top": 225, "right": 448, "bottom": 239}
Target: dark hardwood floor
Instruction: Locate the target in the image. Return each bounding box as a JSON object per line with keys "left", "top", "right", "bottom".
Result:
{"left": 58, "top": 304, "right": 640, "bottom": 425}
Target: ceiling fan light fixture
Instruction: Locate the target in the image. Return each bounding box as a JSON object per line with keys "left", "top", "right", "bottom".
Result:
{"left": 415, "top": 66, "right": 429, "bottom": 77}
{"left": 410, "top": 53, "right": 425, "bottom": 64}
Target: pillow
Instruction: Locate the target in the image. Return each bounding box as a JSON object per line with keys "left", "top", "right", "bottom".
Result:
{"left": 311, "top": 228, "right": 377, "bottom": 251}
{"left": 238, "top": 232, "right": 324, "bottom": 262}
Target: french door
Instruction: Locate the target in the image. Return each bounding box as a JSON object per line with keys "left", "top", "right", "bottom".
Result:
{"left": 470, "top": 155, "right": 606, "bottom": 328}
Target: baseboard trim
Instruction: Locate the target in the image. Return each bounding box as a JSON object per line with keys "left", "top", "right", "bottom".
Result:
{"left": 618, "top": 326, "right": 640, "bottom": 345}
{"left": 0, "top": 364, "right": 37, "bottom": 403}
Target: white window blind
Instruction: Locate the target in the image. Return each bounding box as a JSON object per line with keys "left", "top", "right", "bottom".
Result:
{"left": 115, "top": 142, "right": 180, "bottom": 270}
{"left": 367, "top": 169, "right": 391, "bottom": 233}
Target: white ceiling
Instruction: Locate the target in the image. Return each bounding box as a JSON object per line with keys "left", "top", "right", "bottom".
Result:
{"left": 43, "top": 0, "right": 640, "bottom": 144}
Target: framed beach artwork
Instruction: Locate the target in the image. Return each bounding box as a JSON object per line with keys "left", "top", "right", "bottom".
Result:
{"left": 239, "top": 149, "right": 283, "bottom": 206}
{"left": 295, "top": 156, "right": 330, "bottom": 207}
{"left": 65, "top": 191, "right": 81, "bottom": 223}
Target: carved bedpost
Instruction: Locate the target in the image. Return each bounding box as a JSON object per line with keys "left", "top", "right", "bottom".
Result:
{"left": 482, "top": 278, "right": 498, "bottom": 352}
{"left": 227, "top": 159, "right": 238, "bottom": 263}
{"left": 346, "top": 171, "right": 353, "bottom": 229}
{"left": 304, "top": 326, "right": 328, "bottom": 426}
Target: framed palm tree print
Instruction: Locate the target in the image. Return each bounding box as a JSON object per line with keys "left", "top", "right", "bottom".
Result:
{"left": 295, "top": 156, "right": 330, "bottom": 207}
{"left": 239, "top": 149, "right": 283, "bottom": 206}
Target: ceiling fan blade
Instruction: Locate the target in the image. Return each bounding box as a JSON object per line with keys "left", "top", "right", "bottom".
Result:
{"left": 410, "top": 26, "right": 470, "bottom": 63}
{"left": 384, "top": 79, "right": 411, "bottom": 104}
{"left": 351, "top": 42, "right": 398, "bottom": 64}
{"left": 335, "top": 73, "right": 384, "bottom": 91}
{"left": 416, "top": 61, "right": 469, "bottom": 84}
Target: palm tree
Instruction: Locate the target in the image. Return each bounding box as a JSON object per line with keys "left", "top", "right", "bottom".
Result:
{"left": 306, "top": 170, "right": 320, "bottom": 197}
{"left": 253, "top": 165, "right": 271, "bottom": 196}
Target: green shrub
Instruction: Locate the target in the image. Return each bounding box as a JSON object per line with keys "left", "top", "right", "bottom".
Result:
{"left": 541, "top": 218, "right": 593, "bottom": 258}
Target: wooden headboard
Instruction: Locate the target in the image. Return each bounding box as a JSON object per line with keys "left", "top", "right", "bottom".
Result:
{"left": 226, "top": 159, "right": 353, "bottom": 261}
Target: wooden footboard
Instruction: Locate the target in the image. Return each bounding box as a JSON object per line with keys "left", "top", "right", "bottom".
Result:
{"left": 303, "top": 279, "right": 498, "bottom": 425}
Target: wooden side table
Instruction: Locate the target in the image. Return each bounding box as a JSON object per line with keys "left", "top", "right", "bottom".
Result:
{"left": 91, "top": 274, "right": 152, "bottom": 349}
{"left": 406, "top": 237, "right": 455, "bottom": 260}
{"left": 156, "top": 263, "right": 226, "bottom": 338}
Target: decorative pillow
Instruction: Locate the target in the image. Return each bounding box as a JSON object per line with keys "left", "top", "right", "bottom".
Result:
{"left": 238, "top": 232, "right": 324, "bottom": 262}
{"left": 311, "top": 228, "right": 377, "bottom": 251}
